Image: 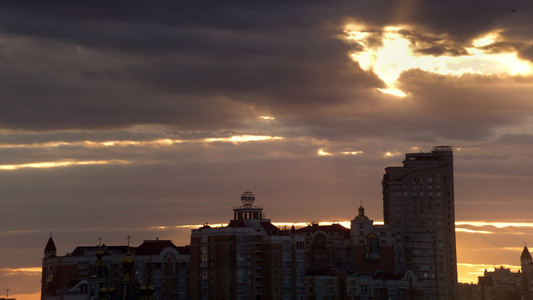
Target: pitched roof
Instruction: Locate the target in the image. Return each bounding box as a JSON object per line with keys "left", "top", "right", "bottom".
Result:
{"left": 261, "top": 221, "right": 287, "bottom": 235}
{"left": 135, "top": 240, "right": 190, "bottom": 255}
{"left": 44, "top": 236, "right": 56, "bottom": 252}
{"left": 294, "top": 223, "right": 351, "bottom": 238}
{"left": 521, "top": 246, "right": 532, "bottom": 260}
{"left": 70, "top": 245, "right": 128, "bottom": 256}
{"left": 226, "top": 219, "right": 286, "bottom": 236}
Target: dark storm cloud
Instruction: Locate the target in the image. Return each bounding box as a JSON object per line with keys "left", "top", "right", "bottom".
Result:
{"left": 390, "top": 0, "right": 533, "bottom": 42}
{"left": 0, "top": 0, "right": 530, "bottom": 133}
{"left": 0, "top": 1, "right": 392, "bottom": 131}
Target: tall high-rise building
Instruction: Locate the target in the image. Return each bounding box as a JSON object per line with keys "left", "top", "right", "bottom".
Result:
{"left": 382, "top": 146, "right": 457, "bottom": 299}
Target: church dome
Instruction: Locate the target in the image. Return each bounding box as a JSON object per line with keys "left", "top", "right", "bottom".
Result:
{"left": 354, "top": 205, "right": 369, "bottom": 220}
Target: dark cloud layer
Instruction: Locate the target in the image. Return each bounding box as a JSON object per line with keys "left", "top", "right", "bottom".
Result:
{"left": 0, "top": 1, "right": 530, "bottom": 132}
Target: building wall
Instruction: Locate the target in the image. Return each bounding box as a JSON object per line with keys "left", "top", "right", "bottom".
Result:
{"left": 190, "top": 222, "right": 306, "bottom": 300}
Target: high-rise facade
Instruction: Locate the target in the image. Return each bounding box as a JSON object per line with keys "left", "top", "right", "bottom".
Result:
{"left": 382, "top": 146, "right": 457, "bottom": 299}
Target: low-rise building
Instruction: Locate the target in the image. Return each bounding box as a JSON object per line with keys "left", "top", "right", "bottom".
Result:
{"left": 41, "top": 237, "right": 189, "bottom": 300}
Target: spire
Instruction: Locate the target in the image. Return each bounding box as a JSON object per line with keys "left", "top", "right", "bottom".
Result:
{"left": 521, "top": 246, "right": 532, "bottom": 261}
{"left": 354, "top": 202, "right": 369, "bottom": 220}
{"left": 358, "top": 204, "right": 365, "bottom": 216}
{"left": 91, "top": 241, "right": 111, "bottom": 300}
{"left": 111, "top": 248, "right": 140, "bottom": 300}
{"left": 44, "top": 234, "right": 57, "bottom": 257}
{"left": 91, "top": 243, "right": 110, "bottom": 280}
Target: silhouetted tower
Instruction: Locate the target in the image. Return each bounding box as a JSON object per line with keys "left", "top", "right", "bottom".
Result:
{"left": 521, "top": 246, "right": 533, "bottom": 299}
{"left": 41, "top": 235, "right": 58, "bottom": 299}
{"left": 90, "top": 242, "right": 111, "bottom": 300}
{"left": 522, "top": 246, "right": 532, "bottom": 267}
{"left": 44, "top": 234, "right": 57, "bottom": 258}
{"left": 382, "top": 146, "right": 457, "bottom": 300}
{"left": 111, "top": 248, "right": 140, "bottom": 300}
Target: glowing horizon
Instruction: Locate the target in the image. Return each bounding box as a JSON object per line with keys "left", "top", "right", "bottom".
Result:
{"left": 151, "top": 220, "right": 533, "bottom": 232}
{"left": 0, "top": 267, "right": 41, "bottom": 276}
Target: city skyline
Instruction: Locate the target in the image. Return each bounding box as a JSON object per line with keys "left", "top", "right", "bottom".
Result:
{"left": 1, "top": 1, "right": 533, "bottom": 299}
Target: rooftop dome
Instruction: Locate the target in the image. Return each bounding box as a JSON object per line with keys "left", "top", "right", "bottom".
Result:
{"left": 241, "top": 191, "right": 255, "bottom": 206}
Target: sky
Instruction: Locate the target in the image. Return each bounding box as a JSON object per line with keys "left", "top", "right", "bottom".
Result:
{"left": 1, "top": 0, "right": 533, "bottom": 298}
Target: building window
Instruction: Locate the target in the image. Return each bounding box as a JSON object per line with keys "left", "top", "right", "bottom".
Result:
{"left": 366, "top": 233, "right": 380, "bottom": 259}
{"left": 313, "top": 233, "right": 327, "bottom": 249}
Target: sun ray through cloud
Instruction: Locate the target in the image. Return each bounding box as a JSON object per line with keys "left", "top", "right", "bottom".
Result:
{"left": 345, "top": 25, "right": 533, "bottom": 96}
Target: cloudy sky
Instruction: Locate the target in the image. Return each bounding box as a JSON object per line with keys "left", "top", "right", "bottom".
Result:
{"left": 1, "top": 0, "right": 533, "bottom": 298}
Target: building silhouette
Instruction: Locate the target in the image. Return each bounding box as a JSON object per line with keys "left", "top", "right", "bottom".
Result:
{"left": 295, "top": 205, "right": 426, "bottom": 299}
{"left": 41, "top": 238, "right": 189, "bottom": 300}
{"left": 382, "top": 146, "right": 458, "bottom": 299}
{"left": 293, "top": 221, "right": 353, "bottom": 274}
{"left": 189, "top": 191, "right": 306, "bottom": 300}
{"left": 41, "top": 146, "right": 457, "bottom": 299}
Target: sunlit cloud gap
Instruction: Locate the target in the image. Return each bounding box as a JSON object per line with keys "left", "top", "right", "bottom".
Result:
{"left": 502, "top": 247, "right": 524, "bottom": 252}
{"left": 456, "top": 221, "right": 533, "bottom": 228}
{"left": 317, "top": 149, "right": 364, "bottom": 157}
{"left": 0, "top": 135, "right": 285, "bottom": 150}
{"left": 345, "top": 25, "right": 533, "bottom": 96}
{"left": 317, "top": 148, "right": 332, "bottom": 156}
{"left": 342, "top": 151, "right": 363, "bottom": 155}
{"left": 455, "top": 228, "right": 493, "bottom": 234}
{"left": 457, "top": 172, "right": 533, "bottom": 179}
{"left": 0, "top": 267, "right": 41, "bottom": 276}
{"left": 205, "top": 135, "right": 283, "bottom": 143}
{"left": 0, "top": 159, "right": 129, "bottom": 170}
{"left": 384, "top": 150, "right": 401, "bottom": 157}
